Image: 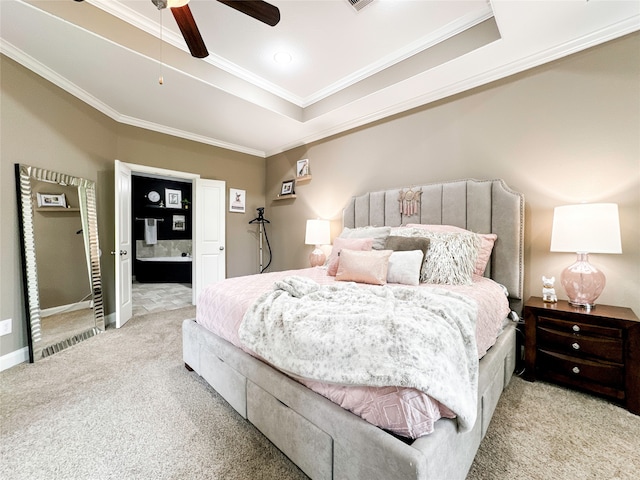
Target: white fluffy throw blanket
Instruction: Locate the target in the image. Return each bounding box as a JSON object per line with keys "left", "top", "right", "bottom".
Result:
{"left": 239, "top": 276, "right": 479, "bottom": 430}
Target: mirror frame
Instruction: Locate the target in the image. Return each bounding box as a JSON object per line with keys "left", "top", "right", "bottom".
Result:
{"left": 15, "top": 164, "right": 105, "bottom": 362}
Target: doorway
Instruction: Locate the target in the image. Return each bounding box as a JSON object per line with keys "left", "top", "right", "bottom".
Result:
{"left": 114, "top": 161, "right": 226, "bottom": 328}
{"left": 131, "top": 173, "right": 193, "bottom": 316}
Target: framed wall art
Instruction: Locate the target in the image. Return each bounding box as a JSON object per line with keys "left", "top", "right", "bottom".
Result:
{"left": 296, "top": 159, "right": 310, "bottom": 178}
{"left": 280, "top": 180, "right": 294, "bottom": 196}
{"left": 229, "top": 188, "right": 246, "bottom": 213}
{"left": 172, "top": 215, "right": 186, "bottom": 231}
{"left": 36, "top": 193, "right": 67, "bottom": 208}
{"left": 165, "top": 188, "right": 182, "bottom": 208}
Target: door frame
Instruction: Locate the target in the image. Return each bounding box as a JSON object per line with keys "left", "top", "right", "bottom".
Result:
{"left": 114, "top": 161, "right": 200, "bottom": 326}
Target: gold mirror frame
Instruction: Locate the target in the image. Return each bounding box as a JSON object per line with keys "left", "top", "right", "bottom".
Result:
{"left": 15, "top": 164, "right": 105, "bottom": 362}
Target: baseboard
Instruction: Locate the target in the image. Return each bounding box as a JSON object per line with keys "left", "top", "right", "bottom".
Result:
{"left": 41, "top": 300, "right": 92, "bottom": 318}
{"left": 0, "top": 346, "right": 29, "bottom": 371}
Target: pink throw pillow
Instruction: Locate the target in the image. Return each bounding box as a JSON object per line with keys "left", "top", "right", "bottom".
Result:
{"left": 406, "top": 224, "right": 497, "bottom": 276}
{"left": 326, "top": 237, "right": 374, "bottom": 276}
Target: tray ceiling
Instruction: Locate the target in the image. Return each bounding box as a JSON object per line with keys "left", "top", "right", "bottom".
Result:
{"left": 1, "top": 0, "right": 638, "bottom": 157}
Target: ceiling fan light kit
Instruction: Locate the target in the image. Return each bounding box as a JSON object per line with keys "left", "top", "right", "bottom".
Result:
{"left": 146, "top": 0, "right": 281, "bottom": 60}
{"left": 75, "top": 0, "right": 280, "bottom": 60}
{"left": 168, "top": 0, "right": 190, "bottom": 7}
{"left": 151, "top": 0, "right": 189, "bottom": 10}
{"left": 152, "top": 0, "right": 190, "bottom": 9}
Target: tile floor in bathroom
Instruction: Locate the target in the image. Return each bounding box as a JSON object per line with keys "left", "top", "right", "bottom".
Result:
{"left": 132, "top": 281, "right": 193, "bottom": 317}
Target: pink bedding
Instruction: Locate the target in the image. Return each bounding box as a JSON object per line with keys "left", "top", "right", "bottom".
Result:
{"left": 196, "top": 267, "right": 510, "bottom": 438}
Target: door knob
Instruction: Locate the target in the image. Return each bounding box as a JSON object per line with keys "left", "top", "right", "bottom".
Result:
{"left": 111, "top": 250, "right": 127, "bottom": 256}
{"left": 219, "top": 246, "right": 225, "bottom": 250}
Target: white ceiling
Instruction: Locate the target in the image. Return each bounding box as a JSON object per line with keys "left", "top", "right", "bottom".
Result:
{"left": 1, "top": 0, "right": 639, "bottom": 157}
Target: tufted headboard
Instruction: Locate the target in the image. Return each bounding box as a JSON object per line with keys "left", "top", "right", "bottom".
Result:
{"left": 343, "top": 179, "right": 525, "bottom": 313}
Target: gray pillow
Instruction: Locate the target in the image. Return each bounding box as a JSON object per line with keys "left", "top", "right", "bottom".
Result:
{"left": 339, "top": 226, "right": 391, "bottom": 250}
{"left": 384, "top": 235, "right": 430, "bottom": 260}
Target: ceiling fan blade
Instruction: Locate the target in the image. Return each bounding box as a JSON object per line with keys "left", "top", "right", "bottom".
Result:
{"left": 171, "top": 4, "right": 209, "bottom": 58}
{"left": 217, "top": 0, "right": 280, "bottom": 27}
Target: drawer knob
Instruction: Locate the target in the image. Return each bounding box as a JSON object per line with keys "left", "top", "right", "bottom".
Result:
{"left": 572, "top": 342, "right": 580, "bottom": 350}
{"left": 572, "top": 366, "right": 580, "bottom": 374}
{"left": 572, "top": 324, "right": 580, "bottom": 332}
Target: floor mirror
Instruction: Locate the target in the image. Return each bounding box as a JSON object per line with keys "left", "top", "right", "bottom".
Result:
{"left": 15, "top": 164, "right": 105, "bottom": 362}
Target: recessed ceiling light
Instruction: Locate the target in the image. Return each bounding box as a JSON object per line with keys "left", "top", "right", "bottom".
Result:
{"left": 273, "top": 51, "right": 293, "bottom": 64}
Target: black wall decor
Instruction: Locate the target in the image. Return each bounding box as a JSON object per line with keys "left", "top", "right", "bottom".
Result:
{"left": 132, "top": 176, "right": 193, "bottom": 241}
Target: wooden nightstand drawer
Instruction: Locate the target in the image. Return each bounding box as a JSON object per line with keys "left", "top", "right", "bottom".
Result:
{"left": 538, "top": 349, "right": 624, "bottom": 389}
{"left": 538, "top": 316, "right": 622, "bottom": 339}
{"left": 537, "top": 326, "right": 623, "bottom": 363}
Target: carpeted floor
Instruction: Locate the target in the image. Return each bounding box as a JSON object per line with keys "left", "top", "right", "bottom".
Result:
{"left": 1, "top": 306, "right": 638, "bottom": 479}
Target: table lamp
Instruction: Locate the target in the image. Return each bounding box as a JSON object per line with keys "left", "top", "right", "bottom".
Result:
{"left": 305, "top": 219, "right": 330, "bottom": 267}
{"left": 550, "top": 203, "right": 622, "bottom": 308}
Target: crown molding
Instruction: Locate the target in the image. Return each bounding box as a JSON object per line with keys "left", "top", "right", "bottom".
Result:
{"left": 1, "top": 39, "right": 122, "bottom": 121}
{"left": 119, "top": 114, "right": 266, "bottom": 157}
{"left": 0, "top": 39, "right": 266, "bottom": 158}
{"left": 301, "top": 5, "right": 495, "bottom": 108}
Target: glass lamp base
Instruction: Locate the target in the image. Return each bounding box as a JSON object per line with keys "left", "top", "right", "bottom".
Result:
{"left": 560, "top": 253, "right": 606, "bottom": 309}
{"left": 309, "top": 247, "right": 326, "bottom": 268}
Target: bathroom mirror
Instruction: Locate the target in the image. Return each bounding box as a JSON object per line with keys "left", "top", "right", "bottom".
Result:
{"left": 15, "top": 164, "right": 105, "bottom": 362}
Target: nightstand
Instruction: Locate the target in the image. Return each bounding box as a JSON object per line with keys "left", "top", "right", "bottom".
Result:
{"left": 524, "top": 296, "right": 639, "bottom": 414}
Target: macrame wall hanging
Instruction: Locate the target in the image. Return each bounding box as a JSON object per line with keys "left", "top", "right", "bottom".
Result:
{"left": 398, "top": 187, "right": 422, "bottom": 216}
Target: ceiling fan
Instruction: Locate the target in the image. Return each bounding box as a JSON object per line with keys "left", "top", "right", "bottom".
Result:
{"left": 74, "top": 0, "right": 281, "bottom": 59}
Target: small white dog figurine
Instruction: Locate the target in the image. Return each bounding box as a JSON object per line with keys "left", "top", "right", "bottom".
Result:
{"left": 542, "top": 276, "right": 558, "bottom": 303}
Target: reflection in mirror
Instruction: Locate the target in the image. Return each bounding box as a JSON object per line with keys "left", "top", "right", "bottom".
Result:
{"left": 15, "top": 164, "right": 105, "bottom": 362}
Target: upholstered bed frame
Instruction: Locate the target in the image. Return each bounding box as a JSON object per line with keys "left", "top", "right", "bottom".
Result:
{"left": 183, "top": 178, "right": 524, "bottom": 479}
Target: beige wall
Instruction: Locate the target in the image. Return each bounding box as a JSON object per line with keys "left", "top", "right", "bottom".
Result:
{"left": 31, "top": 181, "right": 88, "bottom": 309}
{"left": 1, "top": 55, "right": 265, "bottom": 361}
{"left": 264, "top": 32, "right": 640, "bottom": 316}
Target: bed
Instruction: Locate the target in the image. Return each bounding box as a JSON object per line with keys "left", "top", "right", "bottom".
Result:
{"left": 183, "top": 178, "right": 524, "bottom": 480}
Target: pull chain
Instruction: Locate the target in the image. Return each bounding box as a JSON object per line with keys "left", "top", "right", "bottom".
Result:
{"left": 159, "top": 8, "right": 164, "bottom": 85}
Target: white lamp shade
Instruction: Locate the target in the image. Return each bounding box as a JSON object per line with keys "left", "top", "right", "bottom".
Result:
{"left": 550, "top": 203, "right": 622, "bottom": 254}
{"left": 305, "top": 219, "right": 330, "bottom": 246}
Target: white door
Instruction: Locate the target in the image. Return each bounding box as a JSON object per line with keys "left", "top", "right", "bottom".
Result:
{"left": 114, "top": 160, "right": 133, "bottom": 328}
{"left": 193, "top": 178, "right": 226, "bottom": 304}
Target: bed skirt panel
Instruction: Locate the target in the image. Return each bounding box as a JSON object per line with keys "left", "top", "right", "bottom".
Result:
{"left": 182, "top": 318, "right": 517, "bottom": 480}
{"left": 248, "top": 382, "right": 334, "bottom": 480}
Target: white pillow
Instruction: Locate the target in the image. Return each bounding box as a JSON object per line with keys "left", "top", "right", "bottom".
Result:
{"left": 386, "top": 250, "right": 424, "bottom": 286}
